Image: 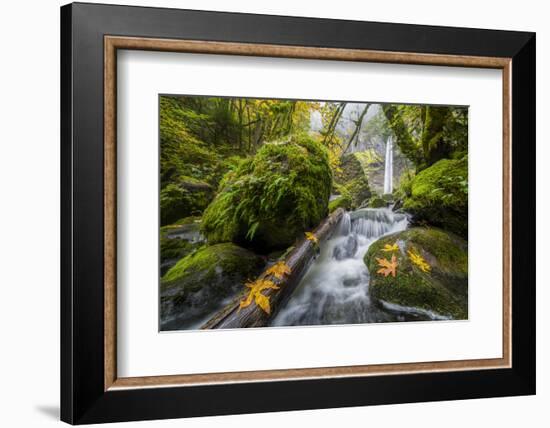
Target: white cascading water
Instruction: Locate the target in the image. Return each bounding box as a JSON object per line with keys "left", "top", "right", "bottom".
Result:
{"left": 269, "top": 135, "right": 447, "bottom": 326}
{"left": 383, "top": 136, "right": 393, "bottom": 194}
{"left": 270, "top": 208, "right": 431, "bottom": 326}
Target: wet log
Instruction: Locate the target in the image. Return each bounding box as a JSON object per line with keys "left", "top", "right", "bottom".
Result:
{"left": 201, "top": 208, "right": 345, "bottom": 329}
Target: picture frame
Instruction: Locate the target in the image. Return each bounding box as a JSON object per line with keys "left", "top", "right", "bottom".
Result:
{"left": 60, "top": 2, "right": 535, "bottom": 424}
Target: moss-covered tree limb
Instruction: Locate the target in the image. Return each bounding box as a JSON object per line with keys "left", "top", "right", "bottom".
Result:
{"left": 420, "top": 106, "right": 453, "bottom": 166}
{"left": 382, "top": 104, "right": 423, "bottom": 167}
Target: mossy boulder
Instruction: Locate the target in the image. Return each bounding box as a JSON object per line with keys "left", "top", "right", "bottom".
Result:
{"left": 366, "top": 195, "right": 387, "bottom": 208}
{"left": 364, "top": 227, "right": 468, "bottom": 319}
{"left": 201, "top": 134, "right": 332, "bottom": 252}
{"left": 335, "top": 153, "right": 371, "bottom": 209}
{"left": 336, "top": 153, "right": 364, "bottom": 183}
{"left": 403, "top": 157, "right": 468, "bottom": 238}
{"left": 160, "top": 243, "right": 265, "bottom": 330}
{"left": 329, "top": 194, "right": 352, "bottom": 213}
{"left": 160, "top": 179, "right": 214, "bottom": 226}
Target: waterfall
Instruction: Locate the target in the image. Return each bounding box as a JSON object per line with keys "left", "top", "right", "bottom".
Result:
{"left": 270, "top": 207, "right": 422, "bottom": 327}
{"left": 337, "top": 211, "right": 351, "bottom": 236}
{"left": 383, "top": 136, "right": 393, "bottom": 194}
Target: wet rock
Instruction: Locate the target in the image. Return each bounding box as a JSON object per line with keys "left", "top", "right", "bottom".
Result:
{"left": 332, "top": 235, "right": 358, "bottom": 260}
{"left": 403, "top": 158, "right": 468, "bottom": 238}
{"left": 364, "top": 227, "right": 468, "bottom": 319}
{"left": 201, "top": 134, "right": 332, "bottom": 252}
{"left": 160, "top": 243, "right": 265, "bottom": 330}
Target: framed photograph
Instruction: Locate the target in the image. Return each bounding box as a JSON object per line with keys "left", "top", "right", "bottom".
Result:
{"left": 61, "top": 2, "right": 535, "bottom": 424}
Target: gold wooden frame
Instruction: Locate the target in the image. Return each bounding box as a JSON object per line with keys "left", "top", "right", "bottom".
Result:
{"left": 104, "top": 36, "right": 512, "bottom": 391}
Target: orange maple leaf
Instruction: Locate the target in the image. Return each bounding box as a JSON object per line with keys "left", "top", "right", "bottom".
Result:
{"left": 376, "top": 254, "right": 398, "bottom": 277}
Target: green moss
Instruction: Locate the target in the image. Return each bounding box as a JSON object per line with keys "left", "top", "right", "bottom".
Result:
{"left": 160, "top": 237, "right": 197, "bottom": 264}
{"left": 160, "top": 98, "right": 225, "bottom": 187}
{"left": 160, "top": 243, "right": 265, "bottom": 329}
{"left": 160, "top": 216, "right": 201, "bottom": 232}
{"left": 162, "top": 243, "right": 265, "bottom": 301}
{"left": 366, "top": 195, "right": 387, "bottom": 208}
{"left": 394, "top": 171, "right": 415, "bottom": 201}
{"left": 160, "top": 98, "right": 249, "bottom": 226}
{"left": 329, "top": 195, "right": 352, "bottom": 213}
{"left": 200, "top": 134, "right": 332, "bottom": 252}
{"left": 354, "top": 149, "right": 383, "bottom": 170}
{"left": 401, "top": 228, "right": 467, "bottom": 275}
{"left": 403, "top": 157, "right": 468, "bottom": 237}
{"left": 335, "top": 153, "right": 372, "bottom": 209}
{"left": 364, "top": 227, "right": 468, "bottom": 319}
{"left": 346, "top": 178, "right": 371, "bottom": 208}
{"left": 160, "top": 217, "right": 203, "bottom": 268}
{"left": 160, "top": 180, "right": 214, "bottom": 226}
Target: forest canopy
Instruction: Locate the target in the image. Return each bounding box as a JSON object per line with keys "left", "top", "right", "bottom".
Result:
{"left": 159, "top": 95, "right": 467, "bottom": 228}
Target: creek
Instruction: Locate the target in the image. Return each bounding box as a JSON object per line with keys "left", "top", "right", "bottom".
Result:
{"left": 270, "top": 207, "right": 435, "bottom": 326}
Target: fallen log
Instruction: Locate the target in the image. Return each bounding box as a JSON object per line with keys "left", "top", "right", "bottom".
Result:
{"left": 201, "top": 208, "right": 345, "bottom": 329}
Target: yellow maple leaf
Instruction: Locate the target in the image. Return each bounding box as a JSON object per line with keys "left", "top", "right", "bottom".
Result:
{"left": 239, "top": 279, "right": 280, "bottom": 314}
{"left": 376, "top": 254, "right": 398, "bottom": 277}
{"left": 408, "top": 249, "right": 431, "bottom": 273}
{"left": 382, "top": 242, "right": 399, "bottom": 252}
{"left": 305, "top": 232, "right": 318, "bottom": 244}
{"left": 254, "top": 293, "right": 271, "bottom": 314}
{"left": 266, "top": 261, "right": 292, "bottom": 279}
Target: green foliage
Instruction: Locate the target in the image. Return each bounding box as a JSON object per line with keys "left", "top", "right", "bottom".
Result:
{"left": 334, "top": 153, "right": 371, "bottom": 209}
{"left": 361, "top": 107, "right": 392, "bottom": 142}
{"left": 344, "top": 177, "right": 371, "bottom": 208}
{"left": 160, "top": 97, "right": 223, "bottom": 188}
{"left": 329, "top": 194, "right": 352, "bottom": 213}
{"left": 403, "top": 157, "right": 468, "bottom": 237}
{"left": 162, "top": 243, "right": 260, "bottom": 284}
{"left": 201, "top": 134, "right": 332, "bottom": 252}
{"left": 393, "top": 169, "right": 415, "bottom": 201}
{"left": 365, "top": 227, "right": 468, "bottom": 319}
{"left": 353, "top": 149, "right": 383, "bottom": 170}
{"left": 366, "top": 195, "right": 387, "bottom": 208}
{"left": 159, "top": 96, "right": 317, "bottom": 223}
{"left": 160, "top": 180, "right": 214, "bottom": 225}
{"left": 383, "top": 104, "right": 468, "bottom": 170}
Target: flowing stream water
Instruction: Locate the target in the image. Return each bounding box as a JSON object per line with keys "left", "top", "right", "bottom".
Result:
{"left": 270, "top": 207, "right": 434, "bottom": 326}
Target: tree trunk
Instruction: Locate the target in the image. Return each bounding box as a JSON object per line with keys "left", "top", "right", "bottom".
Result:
{"left": 202, "top": 208, "right": 345, "bottom": 329}
{"left": 420, "top": 106, "right": 452, "bottom": 165}
{"left": 322, "top": 102, "right": 346, "bottom": 146}
{"left": 342, "top": 103, "right": 370, "bottom": 155}
{"left": 382, "top": 105, "right": 422, "bottom": 167}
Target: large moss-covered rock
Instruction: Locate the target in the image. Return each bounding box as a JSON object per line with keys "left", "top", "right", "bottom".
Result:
{"left": 403, "top": 157, "right": 468, "bottom": 237}
{"left": 160, "top": 243, "right": 265, "bottom": 330}
{"left": 364, "top": 227, "right": 468, "bottom": 319}
{"left": 201, "top": 134, "right": 332, "bottom": 252}
{"left": 160, "top": 178, "right": 214, "bottom": 226}
{"left": 335, "top": 153, "right": 371, "bottom": 209}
